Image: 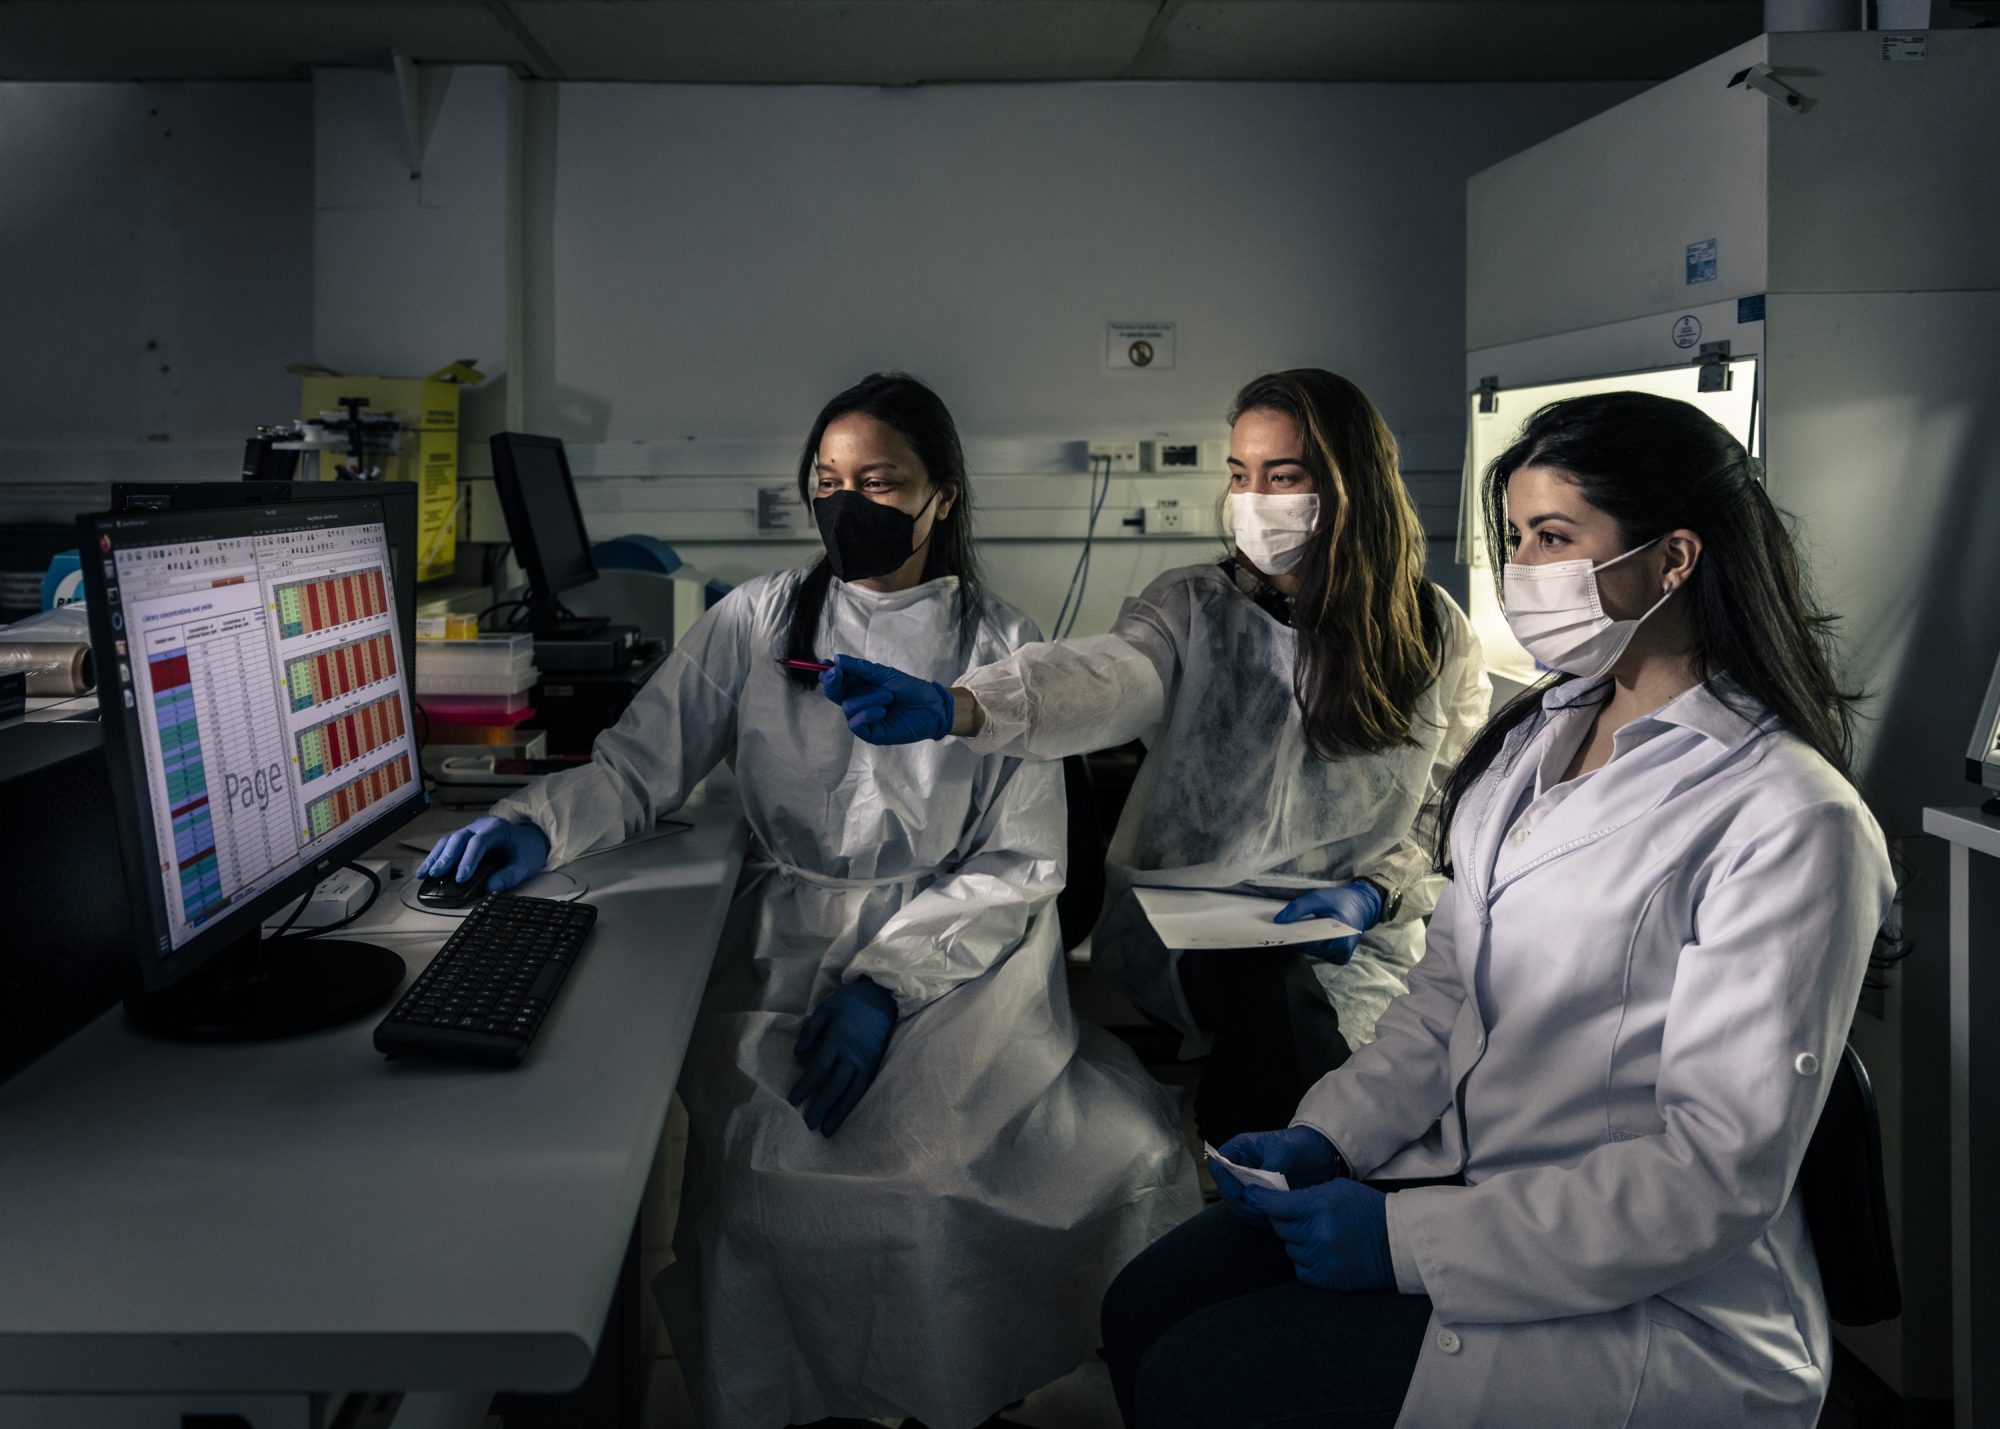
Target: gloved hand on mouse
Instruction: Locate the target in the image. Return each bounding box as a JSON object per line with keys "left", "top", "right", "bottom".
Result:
{"left": 416, "top": 816, "right": 550, "bottom": 893}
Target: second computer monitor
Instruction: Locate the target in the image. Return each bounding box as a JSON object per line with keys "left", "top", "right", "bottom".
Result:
{"left": 489, "top": 433, "right": 600, "bottom": 636}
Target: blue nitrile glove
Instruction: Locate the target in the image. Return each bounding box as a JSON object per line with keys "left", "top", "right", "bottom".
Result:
{"left": 1274, "top": 880, "right": 1385, "bottom": 965}
{"left": 415, "top": 815, "right": 550, "bottom": 894}
{"left": 1244, "top": 1177, "right": 1395, "bottom": 1292}
{"left": 788, "top": 976, "right": 899, "bottom": 1137}
{"left": 819, "top": 654, "right": 955, "bottom": 745}
{"left": 1210, "top": 1126, "right": 1344, "bottom": 1224}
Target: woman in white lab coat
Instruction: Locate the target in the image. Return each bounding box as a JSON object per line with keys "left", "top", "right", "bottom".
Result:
{"left": 1100, "top": 391, "right": 1895, "bottom": 1428}
{"left": 419, "top": 373, "right": 1197, "bottom": 1429}
{"left": 822, "top": 369, "right": 1489, "bottom": 1146}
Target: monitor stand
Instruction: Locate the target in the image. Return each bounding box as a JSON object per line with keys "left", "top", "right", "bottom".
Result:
{"left": 125, "top": 930, "right": 405, "bottom": 1043}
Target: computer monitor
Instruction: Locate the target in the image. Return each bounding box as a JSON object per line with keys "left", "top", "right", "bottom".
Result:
{"left": 488, "top": 432, "right": 606, "bottom": 638}
{"left": 77, "top": 499, "right": 425, "bottom": 1040}
{"left": 110, "top": 480, "right": 419, "bottom": 673}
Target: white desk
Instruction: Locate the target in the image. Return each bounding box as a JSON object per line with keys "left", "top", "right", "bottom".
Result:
{"left": 1923, "top": 805, "right": 2000, "bottom": 1429}
{"left": 0, "top": 781, "right": 747, "bottom": 1422}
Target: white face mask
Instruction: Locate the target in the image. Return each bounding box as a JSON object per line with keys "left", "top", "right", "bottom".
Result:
{"left": 1228, "top": 491, "right": 1321, "bottom": 576}
{"left": 1502, "top": 537, "right": 1672, "bottom": 678}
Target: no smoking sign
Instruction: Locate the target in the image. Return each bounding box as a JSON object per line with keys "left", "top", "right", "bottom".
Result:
{"left": 1106, "top": 322, "right": 1176, "bottom": 371}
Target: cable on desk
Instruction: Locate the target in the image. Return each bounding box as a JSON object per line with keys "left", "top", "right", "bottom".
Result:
{"left": 476, "top": 599, "right": 528, "bottom": 631}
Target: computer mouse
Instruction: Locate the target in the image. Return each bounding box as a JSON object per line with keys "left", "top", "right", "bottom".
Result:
{"left": 417, "top": 847, "right": 510, "bottom": 909}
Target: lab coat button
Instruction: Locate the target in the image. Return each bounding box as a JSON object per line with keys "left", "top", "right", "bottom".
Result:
{"left": 1436, "top": 1328, "right": 1462, "bottom": 1355}
{"left": 1794, "top": 1052, "right": 1821, "bottom": 1076}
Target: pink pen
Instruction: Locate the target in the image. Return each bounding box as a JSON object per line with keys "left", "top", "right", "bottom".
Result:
{"left": 776, "top": 658, "right": 834, "bottom": 673}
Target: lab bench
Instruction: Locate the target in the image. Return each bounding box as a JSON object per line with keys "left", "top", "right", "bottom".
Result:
{"left": 0, "top": 777, "right": 748, "bottom": 1429}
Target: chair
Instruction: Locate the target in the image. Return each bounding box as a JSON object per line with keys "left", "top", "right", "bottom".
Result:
{"left": 1055, "top": 753, "right": 1107, "bottom": 954}
{"left": 1798, "top": 1043, "right": 1903, "bottom": 1326}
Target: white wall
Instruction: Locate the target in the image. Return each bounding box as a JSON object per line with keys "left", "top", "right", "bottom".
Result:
{"left": 0, "top": 82, "right": 312, "bottom": 488}
{"left": 528, "top": 79, "right": 1640, "bottom": 457}
{"left": 503, "top": 78, "right": 1636, "bottom": 630}
{"left": 312, "top": 64, "right": 517, "bottom": 441}
{"left": 0, "top": 72, "right": 1638, "bottom": 623}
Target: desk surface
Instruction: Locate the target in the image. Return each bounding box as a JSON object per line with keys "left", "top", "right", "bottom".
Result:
{"left": 1925, "top": 804, "right": 2000, "bottom": 860}
{"left": 0, "top": 781, "right": 747, "bottom": 1395}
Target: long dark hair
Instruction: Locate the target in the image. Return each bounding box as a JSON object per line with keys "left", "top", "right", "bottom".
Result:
{"left": 1433, "top": 390, "right": 1860, "bottom": 870}
{"left": 1228, "top": 369, "right": 1443, "bottom": 758}
{"left": 781, "top": 372, "right": 982, "bottom": 687}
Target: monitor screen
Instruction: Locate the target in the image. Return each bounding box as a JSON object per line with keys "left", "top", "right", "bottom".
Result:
{"left": 88, "top": 503, "right": 421, "bottom": 956}
{"left": 110, "top": 480, "right": 421, "bottom": 672}
{"left": 491, "top": 434, "right": 596, "bottom": 597}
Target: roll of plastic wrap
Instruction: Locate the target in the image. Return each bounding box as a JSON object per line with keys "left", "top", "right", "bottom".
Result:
{"left": 0, "top": 641, "right": 94, "bottom": 695}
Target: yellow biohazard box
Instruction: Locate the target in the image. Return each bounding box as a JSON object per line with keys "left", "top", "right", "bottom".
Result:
{"left": 289, "top": 360, "right": 485, "bottom": 582}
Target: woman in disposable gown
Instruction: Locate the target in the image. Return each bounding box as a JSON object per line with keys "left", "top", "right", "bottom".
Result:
{"left": 824, "top": 369, "right": 1489, "bottom": 1143}
{"left": 1102, "top": 392, "right": 1895, "bottom": 1428}
{"left": 417, "top": 372, "right": 1197, "bottom": 1429}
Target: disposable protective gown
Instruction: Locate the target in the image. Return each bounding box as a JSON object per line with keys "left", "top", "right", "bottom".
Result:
{"left": 958, "top": 562, "right": 1489, "bottom": 1049}
{"left": 1297, "top": 676, "right": 1894, "bottom": 1426}
{"left": 492, "top": 568, "right": 1197, "bottom": 1429}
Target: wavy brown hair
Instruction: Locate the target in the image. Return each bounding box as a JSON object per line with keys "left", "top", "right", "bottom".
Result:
{"left": 1229, "top": 369, "right": 1443, "bottom": 758}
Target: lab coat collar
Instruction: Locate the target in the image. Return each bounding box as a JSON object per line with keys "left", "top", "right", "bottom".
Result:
{"left": 1646, "top": 676, "right": 1769, "bottom": 750}
{"left": 1537, "top": 673, "right": 1767, "bottom": 749}
{"left": 1465, "top": 675, "right": 1770, "bottom": 922}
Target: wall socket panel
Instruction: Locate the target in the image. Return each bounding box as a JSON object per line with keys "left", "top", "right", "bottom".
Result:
{"left": 1086, "top": 440, "right": 1142, "bottom": 474}
{"left": 1146, "top": 437, "right": 1226, "bottom": 473}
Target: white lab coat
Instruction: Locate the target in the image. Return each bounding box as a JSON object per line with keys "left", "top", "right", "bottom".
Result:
{"left": 1294, "top": 675, "right": 1894, "bottom": 1427}
{"left": 960, "top": 562, "right": 1489, "bottom": 1048}
{"left": 493, "top": 569, "right": 1197, "bottom": 1429}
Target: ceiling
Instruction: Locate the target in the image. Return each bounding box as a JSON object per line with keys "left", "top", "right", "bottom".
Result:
{"left": 0, "top": 0, "right": 1992, "bottom": 85}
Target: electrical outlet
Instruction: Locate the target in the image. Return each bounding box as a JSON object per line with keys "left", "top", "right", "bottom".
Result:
{"left": 1152, "top": 501, "right": 1185, "bottom": 532}
{"left": 1087, "top": 440, "right": 1141, "bottom": 474}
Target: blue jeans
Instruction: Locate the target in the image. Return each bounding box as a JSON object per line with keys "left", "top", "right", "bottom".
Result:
{"left": 1101, "top": 1204, "right": 1432, "bottom": 1429}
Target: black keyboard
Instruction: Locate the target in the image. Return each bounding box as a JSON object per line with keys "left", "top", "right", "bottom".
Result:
{"left": 374, "top": 894, "right": 599, "bottom": 1067}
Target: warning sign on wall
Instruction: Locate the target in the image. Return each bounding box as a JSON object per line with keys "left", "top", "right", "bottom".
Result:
{"left": 1106, "top": 322, "right": 1176, "bottom": 371}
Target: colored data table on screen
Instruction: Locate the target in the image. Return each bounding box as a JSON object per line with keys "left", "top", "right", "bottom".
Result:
{"left": 286, "top": 631, "right": 398, "bottom": 712}
{"left": 305, "top": 754, "right": 415, "bottom": 839}
{"left": 297, "top": 693, "right": 407, "bottom": 782}
{"left": 275, "top": 568, "right": 389, "bottom": 641}
{"left": 148, "top": 645, "right": 223, "bottom": 924}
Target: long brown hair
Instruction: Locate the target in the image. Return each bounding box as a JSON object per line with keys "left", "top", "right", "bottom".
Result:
{"left": 1229, "top": 369, "right": 1442, "bottom": 758}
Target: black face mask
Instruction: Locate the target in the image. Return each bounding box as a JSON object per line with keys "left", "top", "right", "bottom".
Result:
{"left": 814, "top": 487, "right": 940, "bottom": 582}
